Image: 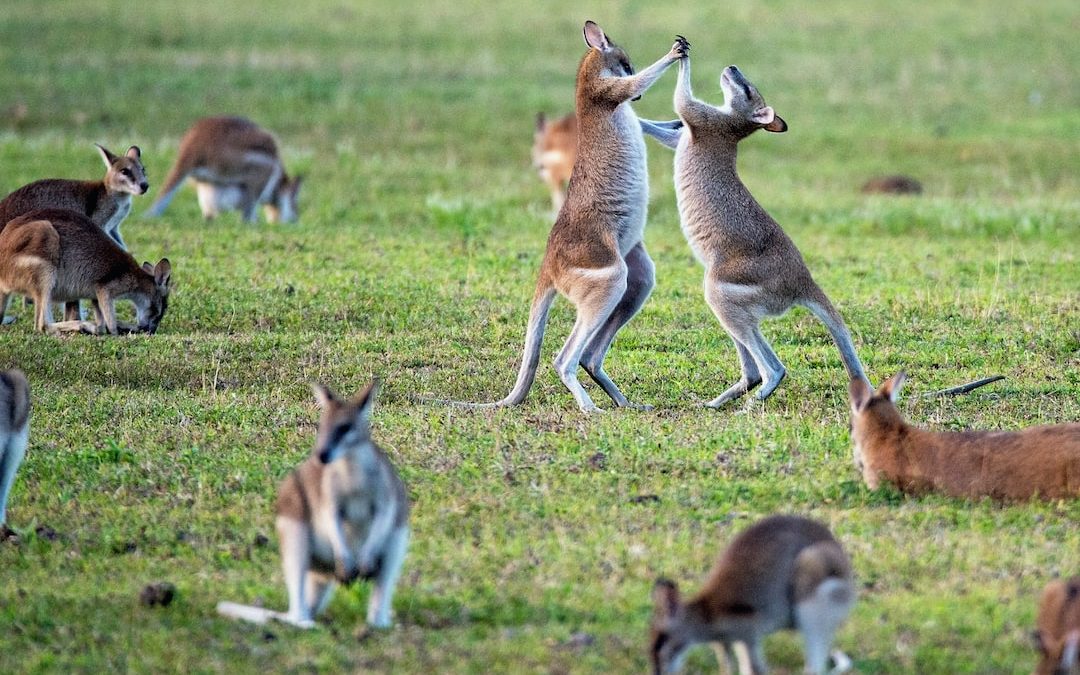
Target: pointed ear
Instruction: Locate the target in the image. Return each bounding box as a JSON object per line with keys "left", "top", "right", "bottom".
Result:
{"left": 849, "top": 377, "right": 873, "bottom": 413}
{"left": 153, "top": 258, "right": 172, "bottom": 289}
{"left": 352, "top": 379, "right": 380, "bottom": 425}
{"left": 126, "top": 145, "right": 142, "bottom": 160}
{"left": 750, "top": 106, "right": 776, "bottom": 125}
{"left": 142, "top": 261, "right": 154, "bottom": 274}
{"left": 652, "top": 578, "right": 681, "bottom": 619}
{"left": 95, "top": 143, "right": 118, "bottom": 167}
{"left": 879, "top": 371, "right": 907, "bottom": 403}
{"left": 583, "top": 20, "right": 609, "bottom": 51}
{"left": 764, "top": 115, "right": 788, "bottom": 133}
{"left": 312, "top": 383, "right": 340, "bottom": 409}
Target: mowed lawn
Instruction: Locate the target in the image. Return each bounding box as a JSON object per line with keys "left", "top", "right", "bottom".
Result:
{"left": 0, "top": 0, "right": 1077, "bottom": 672}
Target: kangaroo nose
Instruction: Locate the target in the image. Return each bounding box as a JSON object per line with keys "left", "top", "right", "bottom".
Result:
{"left": 140, "top": 182, "right": 150, "bottom": 193}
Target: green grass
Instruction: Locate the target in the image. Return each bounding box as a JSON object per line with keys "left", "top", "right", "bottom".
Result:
{"left": 1, "top": 0, "right": 1078, "bottom": 672}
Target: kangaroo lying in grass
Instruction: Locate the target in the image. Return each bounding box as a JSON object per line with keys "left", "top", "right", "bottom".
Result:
{"left": 649, "top": 514, "right": 854, "bottom": 674}
{"left": 218, "top": 381, "right": 409, "bottom": 629}
{"left": 1033, "top": 577, "right": 1080, "bottom": 675}
{"left": 849, "top": 372, "right": 1080, "bottom": 500}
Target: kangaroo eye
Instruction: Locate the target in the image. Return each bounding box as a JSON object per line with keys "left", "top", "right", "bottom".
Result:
{"left": 121, "top": 168, "right": 132, "bottom": 177}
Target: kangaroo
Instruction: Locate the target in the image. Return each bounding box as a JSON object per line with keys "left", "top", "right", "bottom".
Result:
{"left": 147, "top": 116, "right": 302, "bottom": 223}
{"left": 0, "top": 369, "right": 30, "bottom": 538}
{"left": 650, "top": 514, "right": 855, "bottom": 675}
{"left": 665, "top": 57, "right": 868, "bottom": 406}
{"left": 0, "top": 209, "right": 172, "bottom": 335}
{"left": 1033, "top": 577, "right": 1080, "bottom": 675}
{"left": 849, "top": 372, "right": 1080, "bottom": 500}
{"left": 446, "top": 23, "right": 688, "bottom": 413}
{"left": 532, "top": 112, "right": 577, "bottom": 212}
{"left": 0, "top": 144, "right": 148, "bottom": 321}
{"left": 218, "top": 381, "right": 410, "bottom": 629}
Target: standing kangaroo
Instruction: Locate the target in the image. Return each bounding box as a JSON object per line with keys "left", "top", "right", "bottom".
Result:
{"left": 849, "top": 372, "right": 1080, "bottom": 500}
{"left": 218, "top": 381, "right": 410, "bottom": 629}
{"left": 650, "top": 514, "right": 855, "bottom": 675}
{"left": 666, "top": 57, "right": 868, "bottom": 406}
{"left": 1033, "top": 577, "right": 1080, "bottom": 675}
{"left": 0, "top": 209, "right": 172, "bottom": 335}
{"left": 532, "top": 111, "right": 577, "bottom": 212}
{"left": 449, "top": 23, "right": 689, "bottom": 413}
{"left": 147, "top": 116, "right": 302, "bottom": 223}
{"left": 0, "top": 369, "right": 30, "bottom": 538}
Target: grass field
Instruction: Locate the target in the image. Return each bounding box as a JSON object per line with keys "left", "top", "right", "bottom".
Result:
{"left": 0, "top": 0, "right": 1078, "bottom": 672}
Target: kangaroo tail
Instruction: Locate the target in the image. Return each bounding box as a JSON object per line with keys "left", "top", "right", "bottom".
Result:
{"left": 427, "top": 278, "right": 558, "bottom": 409}
{"left": 145, "top": 158, "right": 190, "bottom": 217}
{"left": 801, "top": 293, "right": 869, "bottom": 386}
{"left": 216, "top": 601, "right": 286, "bottom": 625}
{"left": 924, "top": 375, "right": 1005, "bottom": 397}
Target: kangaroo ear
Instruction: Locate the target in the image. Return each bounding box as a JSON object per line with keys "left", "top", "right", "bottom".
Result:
{"left": 652, "top": 578, "right": 681, "bottom": 619}
{"left": 849, "top": 378, "right": 873, "bottom": 413}
{"left": 353, "top": 379, "right": 380, "bottom": 425}
{"left": 764, "top": 115, "right": 788, "bottom": 133}
{"left": 95, "top": 143, "right": 118, "bottom": 167}
{"left": 126, "top": 145, "right": 142, "bottom": 160}
{"left": 879, "top": 371, "right": 907, "bottom": 403}
{"left": 583, "top": 20, "right": 610, "bottom": 51}
{"left": 142, "top": 261, "right": 154, "bottom": 274}
{"left": 750, "top": 106, "right": 776, "bottom": 124}
{"left": 153, "top": 258, "right": 172, "bottom": 289}
{"left": 312, "top": 383, "right": 340, "bottom": 409}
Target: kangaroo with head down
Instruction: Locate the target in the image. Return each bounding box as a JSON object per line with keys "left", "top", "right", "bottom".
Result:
{"left": 661, "top": 53, "right": 869, "bottom": 406}
{"left": 1033, "top": 577, "right": 1080, "bottom": 675}
{"left": 447, "top": 22, "right": 689, "bottom": 413}
{"left": 849, "top": 372, "right": 1080, "bottom": 500}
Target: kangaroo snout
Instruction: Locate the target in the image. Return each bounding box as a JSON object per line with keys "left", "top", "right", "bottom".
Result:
{"left": 139, "top": 182, "right": 149, "bottom": 194}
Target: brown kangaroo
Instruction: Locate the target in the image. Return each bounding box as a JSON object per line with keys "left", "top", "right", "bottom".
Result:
{"left": 1033, "top": 577, "right": 1080, "bottom": 675}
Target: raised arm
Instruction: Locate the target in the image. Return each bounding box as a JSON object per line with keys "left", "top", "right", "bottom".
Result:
{"left": 674, "top": 55, "right": 717, "bottom": 130}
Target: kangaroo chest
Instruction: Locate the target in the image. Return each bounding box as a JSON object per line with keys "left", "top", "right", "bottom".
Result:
{"left": 93, "top": 195, "right": 131, "bottom": 236}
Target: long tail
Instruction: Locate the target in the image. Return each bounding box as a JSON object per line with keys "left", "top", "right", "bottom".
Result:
{"left": 145, "top": 157, "right": 191, "bottom": 217}
{"left": 216, "top": 601, "right": 287, "bottom": 625}
{"left": 802, "top": 294, "right": 869, "bottom": 386}
{"left": 428, "top": 279, "right": 557, "bottom": 409}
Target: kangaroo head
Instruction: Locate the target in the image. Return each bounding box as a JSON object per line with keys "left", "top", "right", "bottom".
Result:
{"left": 312, "top": 380, "right": 378, "bottom": 465}
{"left": 135, "top": 258, "right": 172, "bottom": 334}
{"left": 582, "top": 21, "right": 639, "bottom": 98}
{"left": 715, "top": 65, "right": 788, "bottom": 139}
{"left": 849, "top": 372, "right": 906, "bottom": 486}
{"left": 648, "top": 578, "right": 695, "bottom": 674}
{"left": 266, "top": 174, "right": 302, "bottom": 224}
{"left": 1033, "top": 579, "right": 1080, "bottom": 675}
{"left": 97, "top": 144, "right": 149, "bottom": 196}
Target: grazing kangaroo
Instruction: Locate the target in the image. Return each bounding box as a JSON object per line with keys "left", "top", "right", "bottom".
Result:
{"left": 448, "top": 23, "right": 689, "bottom": 413}
{"left": 0, "top": 209, "right": 172, "bottom": 335}
{"left": 667, "top": 57, "right": 868, "bottom": 406}
{"left": 650, "top": 514, "right": 855, "bottom": 675}
{"left": 147, "top": 116, "right": 302, "bottom": 223}
{"left": 849, "top": 372, "right": 1080, "bottom": 500}
{"left": 532, "top": 112, "right": 577, "bottom": 212}
{"left": 218, "top": 381, "right": 410, "bottom": 629}
{"left": 1033, "top": 577, "right": 1080, "bottom": 675}
{"left": 0, "top": 369, "right": 29, "bottom": 536}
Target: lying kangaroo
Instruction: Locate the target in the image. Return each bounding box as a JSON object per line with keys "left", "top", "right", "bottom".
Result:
{"left": 147, "top": 116, "right": 302, "bottom": 223}
{"left": 532, "top": 112, "right": 577, "bottom": 212}
{"left": 0, "top": 209, "right": 171, "bottom": 335}
{"left": 650, "top": 514, "right": 854, "bottom": 674}
{"left": 667, "top": 57, "right": 869, "bottom": 406}
{"left": 0, "top": 369, "right": 29, "bottom": 537}
{"left": 218, "top": 381, "right": 409, "bottom": 629}
{"left": 448, "top": 23, "right": 689, "bottom": 413}
{"left": 849, "top": 372, "right": 1080, "bottom": 500}
{"left": 1033, "top": 577, "right": 1080, "bottom": 675}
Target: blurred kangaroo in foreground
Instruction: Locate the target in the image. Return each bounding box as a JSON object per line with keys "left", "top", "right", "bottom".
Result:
{"left": 0, "top": 369, "right": 29, "bottom": 537}
{"left": 1033, "top": 577, "right": 1080, "bottom": 675}
{"left": 218, "top": 381, "right": 409, "bottom": 629}
{"left": 849, "top": 372, "right": 1080, "bottom": 500}
{"left": 650, "top": 514, "right": 854, "bottom": 675}
{"left": 447, "top": 23, "right": 689, "bottom": 413}
{"left": 147, "top": 116, "right": 302, "bottom": 223}
{"left": 0, "top": 209, "right": 171, "bottom": 335}
{"left": 664, "top": 57, "right": 869, "bottom": 406}
{"left": 0, "top": 144, "right": 148, "bottom": 320}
